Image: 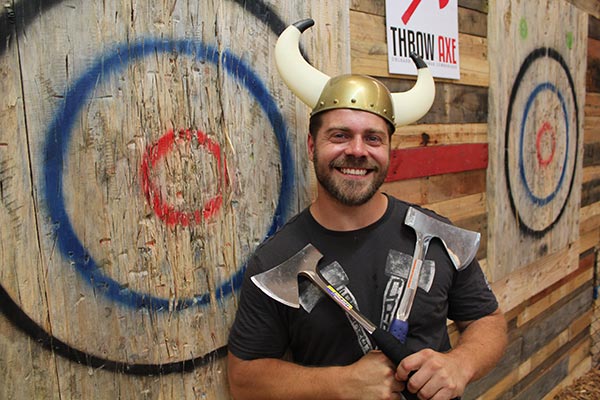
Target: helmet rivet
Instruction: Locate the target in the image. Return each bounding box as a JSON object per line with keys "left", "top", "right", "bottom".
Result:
{"left": 351, "top": 98, "right": 357, "bottom": 104}
{"left": 333, "top": 99, "right": 339, "bottom": 104}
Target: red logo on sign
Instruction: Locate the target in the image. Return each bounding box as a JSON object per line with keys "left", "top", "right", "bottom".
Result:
{"left": 402, "top": 0, "right": 450, "bottom": 24}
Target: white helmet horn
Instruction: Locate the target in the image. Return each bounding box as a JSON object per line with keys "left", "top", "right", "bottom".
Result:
{"left": 392, "top": 53, "right": 436, "bottom": 126}
{"left": 274, "top": 19, "right": 330, "bottom": 108}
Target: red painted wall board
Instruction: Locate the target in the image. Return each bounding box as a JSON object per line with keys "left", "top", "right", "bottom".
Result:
{"left": 386, "top": 143, "right": 489, "bottom": 182}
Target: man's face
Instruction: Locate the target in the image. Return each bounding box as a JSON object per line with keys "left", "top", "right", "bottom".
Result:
{"left": 308, "top": 109, "right": 391, "bottom": 206}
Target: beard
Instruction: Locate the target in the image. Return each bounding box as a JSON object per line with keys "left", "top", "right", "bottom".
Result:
{"left": 313, "top": 151, "right": 388, "bottom": 206}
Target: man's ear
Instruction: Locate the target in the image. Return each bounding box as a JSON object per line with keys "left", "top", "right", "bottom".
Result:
{"left": 307, "top": 133, "right": 315, "bottom": 161}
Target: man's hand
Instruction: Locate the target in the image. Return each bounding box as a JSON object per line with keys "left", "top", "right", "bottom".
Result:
{"left": 395, "top": 348, "right": 466, "bottom": 400}
{"left": 228, "top": 350, "right": 405, "bottom": 400}
{"left": 345, "top": 350, "right": 406, "bottom": 400}
{"left": 394, "top": 309, "right": 507, "bottom": 400}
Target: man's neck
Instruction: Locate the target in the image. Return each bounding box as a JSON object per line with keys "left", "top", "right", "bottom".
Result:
{"left": 309, "top": 191, "right": 388, "bottom": 231}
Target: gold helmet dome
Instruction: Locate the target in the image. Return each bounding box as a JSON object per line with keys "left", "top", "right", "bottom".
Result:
{"left": 275, "top": 19, "right": 435, "bottom": 127}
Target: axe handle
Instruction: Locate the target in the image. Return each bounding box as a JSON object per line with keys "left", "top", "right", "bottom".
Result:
{"left": 370, "top": 328, "right": 419, "bottom": 400}
{"left": 390, "top": 234, "right": 432, "bottom": 343}
{"left": 305, "top": 271, "right": 461, "bottom": 400}
{"left": 373, "top": 328, "right": 461, "bottom": 400}
{"left": 306, "top": 272, "right": 421, "bottom": 399}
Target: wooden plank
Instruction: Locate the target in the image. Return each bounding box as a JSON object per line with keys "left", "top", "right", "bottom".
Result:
{"left": 350, "top": 10, "right": 489, "bottom": 87}
{"left": 381, "top": 168, "right": 485, "bottom": 206}
{"left": 470, "top": 305, "right": 591, "bottom": 399}
{"left": 588, "top": 37, "right": 600, "bottom": 93}
{"left": 580, "top": 202, "right": 600, "bottom": 234}
{"left": 511, "top": 337, "right": 587, "bottom": 400}
{"left": 491, "top": 245, "right": 579, "bottom": 313}
{"left": 457, "top": 6, "right": 488, "bottom": 38}
{"left": 349, "top": 0, "right": 382, "bottom": 16}
{"left": 424, "top": 192, "right": 486, "bottom": 223}
{"left": 520, "top": 287, "right": 592, "bottom": 360}
{"left": 0, "top": 311, "right": 61, "bottom": 399}
{"left": 458, "top": 0, "right": 488, "bottom": 14}
{"left": 392, "top": 122, "right": 487, "bottom": 149}
{"left": 581, "top": 178, "right": 600, "bottom": 207}
{"left": 584, "top": 142, "right": 600, "bottom": 167}
{"left": 579, "top": 226, "right": 600, "bottom": 253}
{"left": 590, "top": 16, "right": 600, "bottom": 40}
{"left": 543, "top": 356, "right": 593, "bottom": 400}
{"left": 381, "top": 80, "right": 488, "bottom": 124}
{"left": 516, "top": 261, "right": 593, "bottom": 327}
{"left": 582, "top": 165, "right": 600, "bottom": 183}
{"left": 585, "top": 125, "right": 600, "bottom": 148}
{"left": 566, "top": 0, "right": 600, "bottom": 19}
{"left": 586, "top": 92, "right": 600, "bottom": 116}
{"left": 503, "top": 326, "right": 589, "bottom": 400}
{"left": 386, "top": 143, "right": 488, "bottom": 181}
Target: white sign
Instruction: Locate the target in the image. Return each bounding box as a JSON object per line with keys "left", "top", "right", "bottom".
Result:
{"left": 386, "top": 0, "right": 460, "bottom": 80}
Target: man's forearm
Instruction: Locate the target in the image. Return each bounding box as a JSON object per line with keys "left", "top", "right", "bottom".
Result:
{"left": 452, "top": 308, "right": 508, "bottom": 382}
{"left": 227, "top": 352, "right": 346, "bottom": 400}
{"left": 228, "top": 350, "right": 405, "bottom": 400}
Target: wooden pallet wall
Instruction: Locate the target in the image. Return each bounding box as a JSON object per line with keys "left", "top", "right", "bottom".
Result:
{"left": 1, "top": 0, "right": 599, "bottom": 399}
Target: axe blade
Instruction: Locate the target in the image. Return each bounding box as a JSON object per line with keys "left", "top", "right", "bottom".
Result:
{"left": 251, "top": 244, "right": 324, "bottom": 308}
{"left": 405, "top": 207, "right": 480, "bottom": 270}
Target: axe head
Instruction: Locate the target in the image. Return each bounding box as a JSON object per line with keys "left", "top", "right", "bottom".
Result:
{"left": 251, "top": 244, "right": 323, "bottom": 308}
{"left": 405, "top": 207, "right": 480, "bottom": 270}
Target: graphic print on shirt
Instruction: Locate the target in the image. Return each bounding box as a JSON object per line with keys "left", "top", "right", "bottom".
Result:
{"left": 299, "top": 262, "right": 373, "bottom": 354}
{"left": 380, "top": 249, "right": 436, "bottom": 331}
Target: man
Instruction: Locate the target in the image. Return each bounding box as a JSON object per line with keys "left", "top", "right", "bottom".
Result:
{"left": 227, "top": 19, "right": 507, "bottom": 400}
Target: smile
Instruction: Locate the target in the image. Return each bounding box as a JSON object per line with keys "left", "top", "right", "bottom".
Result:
{"left": 339, "top": 167, "right": 369, "bottom": 176}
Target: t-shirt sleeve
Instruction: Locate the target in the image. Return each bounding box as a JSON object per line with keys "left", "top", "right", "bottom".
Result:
{"left": 447, "top": 259, "right": 499, "bottom": 322}
{"left": 227, "top": 255, "right": 291, "bottom": 360}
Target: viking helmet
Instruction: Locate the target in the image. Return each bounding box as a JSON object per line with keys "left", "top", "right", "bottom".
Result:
{"left": 274, "top": 19, "right": 435, "bottom": 127}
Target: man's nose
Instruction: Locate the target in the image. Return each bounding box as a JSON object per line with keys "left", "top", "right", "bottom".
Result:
{"left": 345, "top": 136, "right": 368, "bottom": 157}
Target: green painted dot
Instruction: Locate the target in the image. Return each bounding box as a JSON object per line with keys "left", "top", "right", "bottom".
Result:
{"left": 566, "top": 32, "right": 574, "bottom": 49}
{"left": 519, "top": 18, "right": 528, "bottom": 40}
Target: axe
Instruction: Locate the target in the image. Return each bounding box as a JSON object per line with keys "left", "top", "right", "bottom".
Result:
{"left": 389, "top": 207, "right": 481, "bottom": 343}
{"left": 251, "top": 243, "right": 414, "bottom": 367}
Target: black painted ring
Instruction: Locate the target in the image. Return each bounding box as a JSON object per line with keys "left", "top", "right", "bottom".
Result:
{"left": 504, "top": 47, "right": 579, "bottom": 238}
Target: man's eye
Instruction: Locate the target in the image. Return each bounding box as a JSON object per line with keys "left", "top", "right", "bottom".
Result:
{"left": 366, "top": 135, "right": 383, "bottom": 144}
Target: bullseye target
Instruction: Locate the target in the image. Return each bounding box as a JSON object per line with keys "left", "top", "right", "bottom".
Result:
{"left": 50, "top": 38, "right": 291, "bottom": 311}
{"left": 0, "top": 0, "right": 303, "bottom": 375}
{"left": 504, "top": 48, "right": 579, "bottom": 237}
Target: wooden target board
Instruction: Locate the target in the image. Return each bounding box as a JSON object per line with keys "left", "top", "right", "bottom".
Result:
{"left": 488, "top": 0, "right": 586, "bottom": 282}
{"left": 0, "top": 1, "right": 348, "bottom": 398}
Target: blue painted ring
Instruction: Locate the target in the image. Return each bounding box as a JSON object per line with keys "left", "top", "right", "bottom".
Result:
{"left": 518, "top": 82, "right": 569, "bottom": 206}
{"left": 43, "top": 39, "right": 293, "bottom": 311}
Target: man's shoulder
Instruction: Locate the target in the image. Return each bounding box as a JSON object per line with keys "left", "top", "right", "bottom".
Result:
{"left": 251, "top": 207, "right": 314, "bottom": 270}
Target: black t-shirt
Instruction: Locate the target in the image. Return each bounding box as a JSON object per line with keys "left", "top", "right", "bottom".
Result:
{"left": 228, "top": 195, "right": 498, "bottom": 366}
